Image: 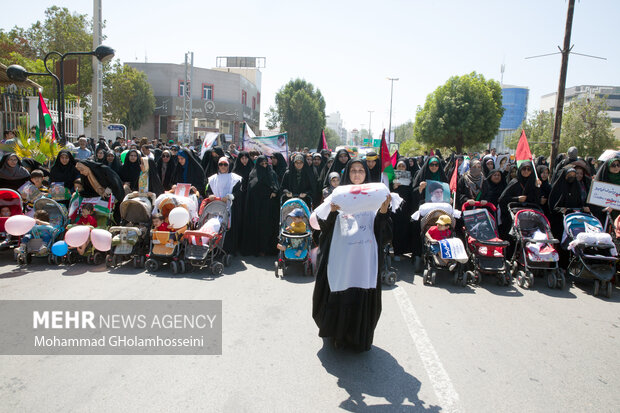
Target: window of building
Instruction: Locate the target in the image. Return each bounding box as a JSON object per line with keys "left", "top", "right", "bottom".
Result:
{"left": 178, "top": 80, "right": 185, "bottom": 97}
{"left": 252, "top": 97, "right": 256, "bottom": 111}
{"left": 242, "top": 90, "right": 247, "bottom": 106}
{"left": 202, "top": 83, "right": 214, "bottom": 100}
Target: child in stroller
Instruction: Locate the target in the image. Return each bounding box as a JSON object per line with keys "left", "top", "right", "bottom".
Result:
{"left": 421, "top": 210, "right": 468, "bottom": 286}
{"left": 275, "top": 199, "right": 313, "bottom": 277}
{"left": 0, "top": 189, "right": 24, "bottom": 251}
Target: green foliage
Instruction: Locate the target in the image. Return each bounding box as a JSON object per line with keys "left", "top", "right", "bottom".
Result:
{"left": 393, "top": 121, "right": 414, "bottom": 143}
{"left": 324, "top": 128, "right": 342, "bottom": 149}
{"left": 413, "top": 72, "right": 504, "bottom": 153}
{"left": 267, "top": 79, "right": 326, "bottom": 149}
{"left": 11, "top": 123, "right": 62, "bottom": 165}
{"left": 103, "top": 62, "right": 155, "bottom": 134}
{"left": 506, "top": 97, "right": 617, "bottom": 158}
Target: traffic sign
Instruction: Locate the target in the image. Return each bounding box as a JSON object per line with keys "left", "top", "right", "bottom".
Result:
{"left": 107, "top": 124, "right": 124, "bottom": 131}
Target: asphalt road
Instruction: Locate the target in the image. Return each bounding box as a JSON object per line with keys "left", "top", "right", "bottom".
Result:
{"left": 0, "top": 251, "right": 618, "bottom": 413}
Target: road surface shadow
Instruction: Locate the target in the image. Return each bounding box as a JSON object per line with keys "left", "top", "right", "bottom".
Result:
{"left": 317, "top": 341, "right": 441, "bottom": 412}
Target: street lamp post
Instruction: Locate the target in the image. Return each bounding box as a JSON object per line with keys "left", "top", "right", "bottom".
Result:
{"left": 387, "top": 77, "right": 399, "bottom": 143}
{"left": 6, "top": 45, "right": 114, "bottom": 144}
{"left": 368, "top": 110, "right": 374, "bottom": 144}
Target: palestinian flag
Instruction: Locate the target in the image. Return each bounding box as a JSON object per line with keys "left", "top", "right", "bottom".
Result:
{"left": 380, "top": 129, "right": 394, "bottom": 186}
{"left": 515, "top": 130, "right": 532, "bottom": 167}
{"left": 36, "top": 91, "right": 55, "bottom": 141}
{"left": 316, "top": 129, "right": 328, "bottom": 151}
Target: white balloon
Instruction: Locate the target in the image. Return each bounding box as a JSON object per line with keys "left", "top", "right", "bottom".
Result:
{"left": 5, "top": 215, "right": 36, "bottom": 236}
{"left": 65, "top": 225, "right": 91, "bottom": 248}
{"left": 90, "top": 229, "right": 112, "bottom": 251}
{"left": 168, "top": 207, "right": 189, "bottom": 229}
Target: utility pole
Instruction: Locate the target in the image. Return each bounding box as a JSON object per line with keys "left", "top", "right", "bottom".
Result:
{"left": 387, "top": 77, "right": 399, "bottom": 143}
{"left": 182, "top": 51, "right": 194, "bottom": 146}
{"left": 550, "top": 0, "right": 575, "bottom": 172}
{"left": 90, "top": 0, "right": 103, "bottom": 144}
{"left": 368, "top": 110, "right": 374, "bottom": 143}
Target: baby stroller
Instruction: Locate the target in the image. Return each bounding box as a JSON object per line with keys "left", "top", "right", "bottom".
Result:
{"left": 145, "top": 192, "right": 196, "bottom": 274}
{"left": 508, "top": 203, "right": 562, "bottom": 289}
{"left": 65, "top": 196, "right": 116, "bottom": 265}
{"left": 183, "top": 198, "right": 231, "bottom": 275}
{"left": 275, "top": 198, "right": 313, "bottom": 278}
{"left": 462, "top": 202, "right": 510, "bottom": 286}
{"left": 107, "top": 193, "right": 154, "bottom": 268}
{"left": 15, "top": 197, "right": 68, "bottom": 265}
{"left": 0, "top": 189, "right": 24, "bottom": 251}
{"left": 381, "top": 243, "right": 398, "bottom": 286}
{"left": 418, "top": 205, "right": 467, "bottom": 286}
{"left": 564, "top": 212, "right": 617, "bottom": 298}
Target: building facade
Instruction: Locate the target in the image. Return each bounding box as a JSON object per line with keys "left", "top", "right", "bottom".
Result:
{"left": 490, "top": 85, "right": 529, "bottom": 153}
{"left": 540, "top": 85, "right": 620, "bottom": 137}
{"left": 125, "top": 62, "right": 261, "bottom": 146}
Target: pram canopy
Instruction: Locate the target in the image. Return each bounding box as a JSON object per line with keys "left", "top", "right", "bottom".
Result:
{"left": 120, "top": 194, "right": 153, "bottom": 224}
{"left": 33, "top": 197, "right": 68, "bottom": 229}
{"left": 564, "top": 212, "right": 604, "bottom": 239}
{"left": 280, "top": 198, "right": 311, "bottom": 232}
{"left": 199, "top": 200, "right": 229, "bottom": 229}
{"left": 0, "top": 188, "right": 23, "bottom": 216}
{"left": 512, "top": 209, "right": 553, "bottom": 239}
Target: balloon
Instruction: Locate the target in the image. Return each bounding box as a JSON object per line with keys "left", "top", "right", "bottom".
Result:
{"left": 65, "top": 225, "right": 91, "bottom": 248}
{"left": 309, "top": 211, "right": 320, "bottom": 231}
{"left": 90, "top": 228, "right": 112, "bottom": 251}
{"left": 120, "top": 150, "right": 129, "bottom": 164}
{"left": 168, "top": 207, "right": 189, "bottom": 229}
{"left": 51, "top": 241, "right": 68, "bottom": 257}
{"left": 5, "top": 215, "right": 36, "bottom": 236}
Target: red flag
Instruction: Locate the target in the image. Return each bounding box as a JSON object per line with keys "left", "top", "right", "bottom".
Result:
{"left": 316, "top": 129, "right": 328, "bottom": 151}
{"left": 390, "top": 151, "right": 398, "bottom": 168}
{"left": 37, "top": 91, "right": 55, "bottom": 141}
{"left": 379, "top": 129, "right": 394, "bottom": 182}
{"left": 430, "top": 149, "right": 435, "bottom": 156}
{"left": 515, "top": 130, "right": 532, "bottom": 167}
{"left": 450, "top": 159, "right": 459, "bottom": 193}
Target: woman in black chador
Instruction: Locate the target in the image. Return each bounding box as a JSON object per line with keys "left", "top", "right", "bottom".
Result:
{"left": 498, "top": 160, "right": 541, "bottom": 238}
{"left": 240, "top": 155, "right": 280, "bottom": 256}
{"left": 171, "top": 148, "right": 206, "bottom": 196}
{"left": 280, "top": 154, "right": 316, "bottom": 208}
{"left": 320, "top": 148, "right": 351, "bottom": 188}
{"left": 312, "top": 158, "right": 392, "bottom": 351}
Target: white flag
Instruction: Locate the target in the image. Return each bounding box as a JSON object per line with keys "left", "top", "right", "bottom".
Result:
{"left": 200, "top": 132, "right": 219, "bottom": 159}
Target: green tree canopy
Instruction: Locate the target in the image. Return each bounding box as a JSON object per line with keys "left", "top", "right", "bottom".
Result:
{"left": 393, "top": 120, "right": 414, "bottom": 143}
{"left": 103, "top": 62, "right": 155, "bottom": 134}
{"left": 506, "top": 96, "right": 617, "bottom": 159}
{"left": 324, "top": 128, "right": 342, "bottom": 149}
{"left": 266, "top": 79, "right": 326, "bottom": 149}
{"left": 413, "top": 72, "right": 504, "bottom": 153}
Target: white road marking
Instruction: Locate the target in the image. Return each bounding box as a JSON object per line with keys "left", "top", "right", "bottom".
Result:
{"left": 393, "top": 287, "right": 463, "bottom": 413}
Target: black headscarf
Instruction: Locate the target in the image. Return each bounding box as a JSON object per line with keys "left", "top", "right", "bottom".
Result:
{"left": 364, "top": 152, "right": 382, "bottom": 183}
{"left": 76, "top": 159, "right": 124, "bottom": 204}
{"left": 21, "top": 158, "right": 49, "bottom": 176}
{"left": 412, "top": 156, "right": 448, "bottom": 190}
{"left": 549, "top": 167, "right": 584, "bottom": 211}
{"left": 281, "top": 154, "right": 316, "bottom": 196}
{"left": 171, "top": 148, "right": 206, "bottom": 196}
{"left": 119, "top": 149, "right": 142, "bottom": 186}
{"left": 341, "top": 158, "right": 370, "bottom": 185}
{"left": 104, "top": 151, "right": 122, "bottom": 174}
{"left": 322, "top": 149, "right": 351, "bottom": 187}
{"left": 271, "top": 152, "right": 288, "bottom": 181}
{"left": 202, "top": 147, "right": 225, "bottom": 178}
{"left": 0, "top": 153, "right": 30, "bottom": 190}
{"left": 248, "top": 155, "right": 279, "bottom": 194}
{"left": 595, "top": 157, "right": 620, "bottom": 186}
{"left": 481, "top": 155, "right": 496, "bottom": 177}
{"left": 94, "top": 143, "right": 108, "bottom": 163}
{"left": 156, "top": 150, "right": 176, "bottom": 190}
{"left": 50, "top": 150, "right": 79, "bottom": 190}
{"left": 535, "top": 155, "right": 548, "bottom": 167}
{"left": 480, "top": 168, "right": 506, "bottom": 205}
{"left": 498, "top": 161, "right": 539, "bottom": 208}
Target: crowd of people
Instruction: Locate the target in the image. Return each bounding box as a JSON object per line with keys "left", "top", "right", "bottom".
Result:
{"left": 1, "top": 132, "right": 618, "bottom": 352}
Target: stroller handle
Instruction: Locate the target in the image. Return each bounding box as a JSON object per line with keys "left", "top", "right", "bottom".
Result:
{"left": 523, "top": 237, "right": 560, "bottom": 244}
{"left": 507, "top": 202, "right": 542, "bottom": 211}
{"left": 461, "top": 201, "right": 497, "bottom": 212}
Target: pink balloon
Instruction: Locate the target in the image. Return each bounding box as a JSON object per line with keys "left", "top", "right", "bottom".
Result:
{"left": 309, "top": 211, "right": 320, "bottom": 231}
{"left": 90, "top": 228, "right": 112, "bottom": 252}
{"left": 65, "top": 225, "right": 91, "bottom": 248}
{"left": 5, "top": 215, "right": 36, "bottom": 236}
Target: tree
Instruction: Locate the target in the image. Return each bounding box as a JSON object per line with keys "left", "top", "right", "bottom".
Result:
{"left": 393, "top": 120, "right": 414, "bottom": 143}
{"left": 103, "top": 62, "right": 155, "bottom": 135}
{"left": 506, "top": 96, "right": 617, "bottom": 158}
{"left": 266, "top": 79, "right": 326, "bottom": 149}
{"left": 324, "top": 128, "right": 342, "bottom": 149}
{"left": 413, "top": 72, "right": 504, "bottom": 153}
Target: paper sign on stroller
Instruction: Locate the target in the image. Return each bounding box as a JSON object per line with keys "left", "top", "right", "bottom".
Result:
{"left": 439, "top": 238, "right": 468, "bottom": 263}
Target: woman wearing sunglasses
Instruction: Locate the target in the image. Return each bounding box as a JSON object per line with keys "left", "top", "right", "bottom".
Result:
{"left": 594, "top": 157, "right": 620, "bottom": 220}
{"left": 156, "top": 150, "right": 176, "bottom": 191}
{"left": 498, "top": 160, "right": 542, "bottom": 238}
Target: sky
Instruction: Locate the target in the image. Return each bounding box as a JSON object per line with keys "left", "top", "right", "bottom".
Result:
{"left": 2, "top": 0, "right": 619, "bottom": 135}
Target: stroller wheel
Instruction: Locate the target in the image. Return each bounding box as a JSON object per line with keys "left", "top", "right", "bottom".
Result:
{"left": 139, "top": 255, "right": 145, "bottom": 268}
{"left": 26, "top": 253, "right": 32, "bottom": 264}
{"left": 179, "top": 260, "right": 186, "bottom": 273}
{"left": 211, "top": 262, "right": 224, "bottom": 276}
{"left": 224, "top": 254, "right": 232, "bottom": 267}
{"left": 106, "top": 254, "right": 114, "bottom": 268}
{"left": 171, "top": 260, "right": 179, "bottom": 274}
{"left": 16, "top": 253, "right": 25, "bottom": 266}
{"left": 423, "top": 269, "right": 429, "bottom": 285}
{"left": 517, "top": 270, "right": 526, "bottom": 288}
{"left": 504, "top": 272, "right": 513, "bottom": 286}
{"left": 132, "top": 256, "right": 139, "bottom": 268}
{"left": 281, "top": 264, "right": 287, "bottom": 276}
{"left": 556, "top": 270, "right": 566, "bottom": 289}
{"left": 274, "top": 261, "right": 279, "bottom": 278}
{"left": 145, "top": 258, "right": 159, "bottom": 273}
{"left": 593, "top": 279, "right": 600, "bottom": 296}
{"left": 430, "top": 270, "right": 437, "bottom": 286}
{"left": 53, "top": 255, "right": 61, "bottom": 265}
{"left": 524, "top": 272, "right": 534, "bottom": 289}
{"left": 473, "top": 271, "right": 481, "bottom": 286}
{"left": 453, "top": 271, "right": 460, "bottom": 285}
{"left": 386, "top": 271, "right": 397, "bottom": 286}
{"left": 48, "top": 254, "right": 54, "bottom": 265}
{"left": 93, "top": 252, "right": 105, "bottom": 266}
{"left": 546, "top": 270, "right": 557, "bottom": 289}
{"left": 605, "top": 281, "right": 612, "bottom": 298}
{"left": 86, "top": 255, "right": 94, "bottom": 265}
